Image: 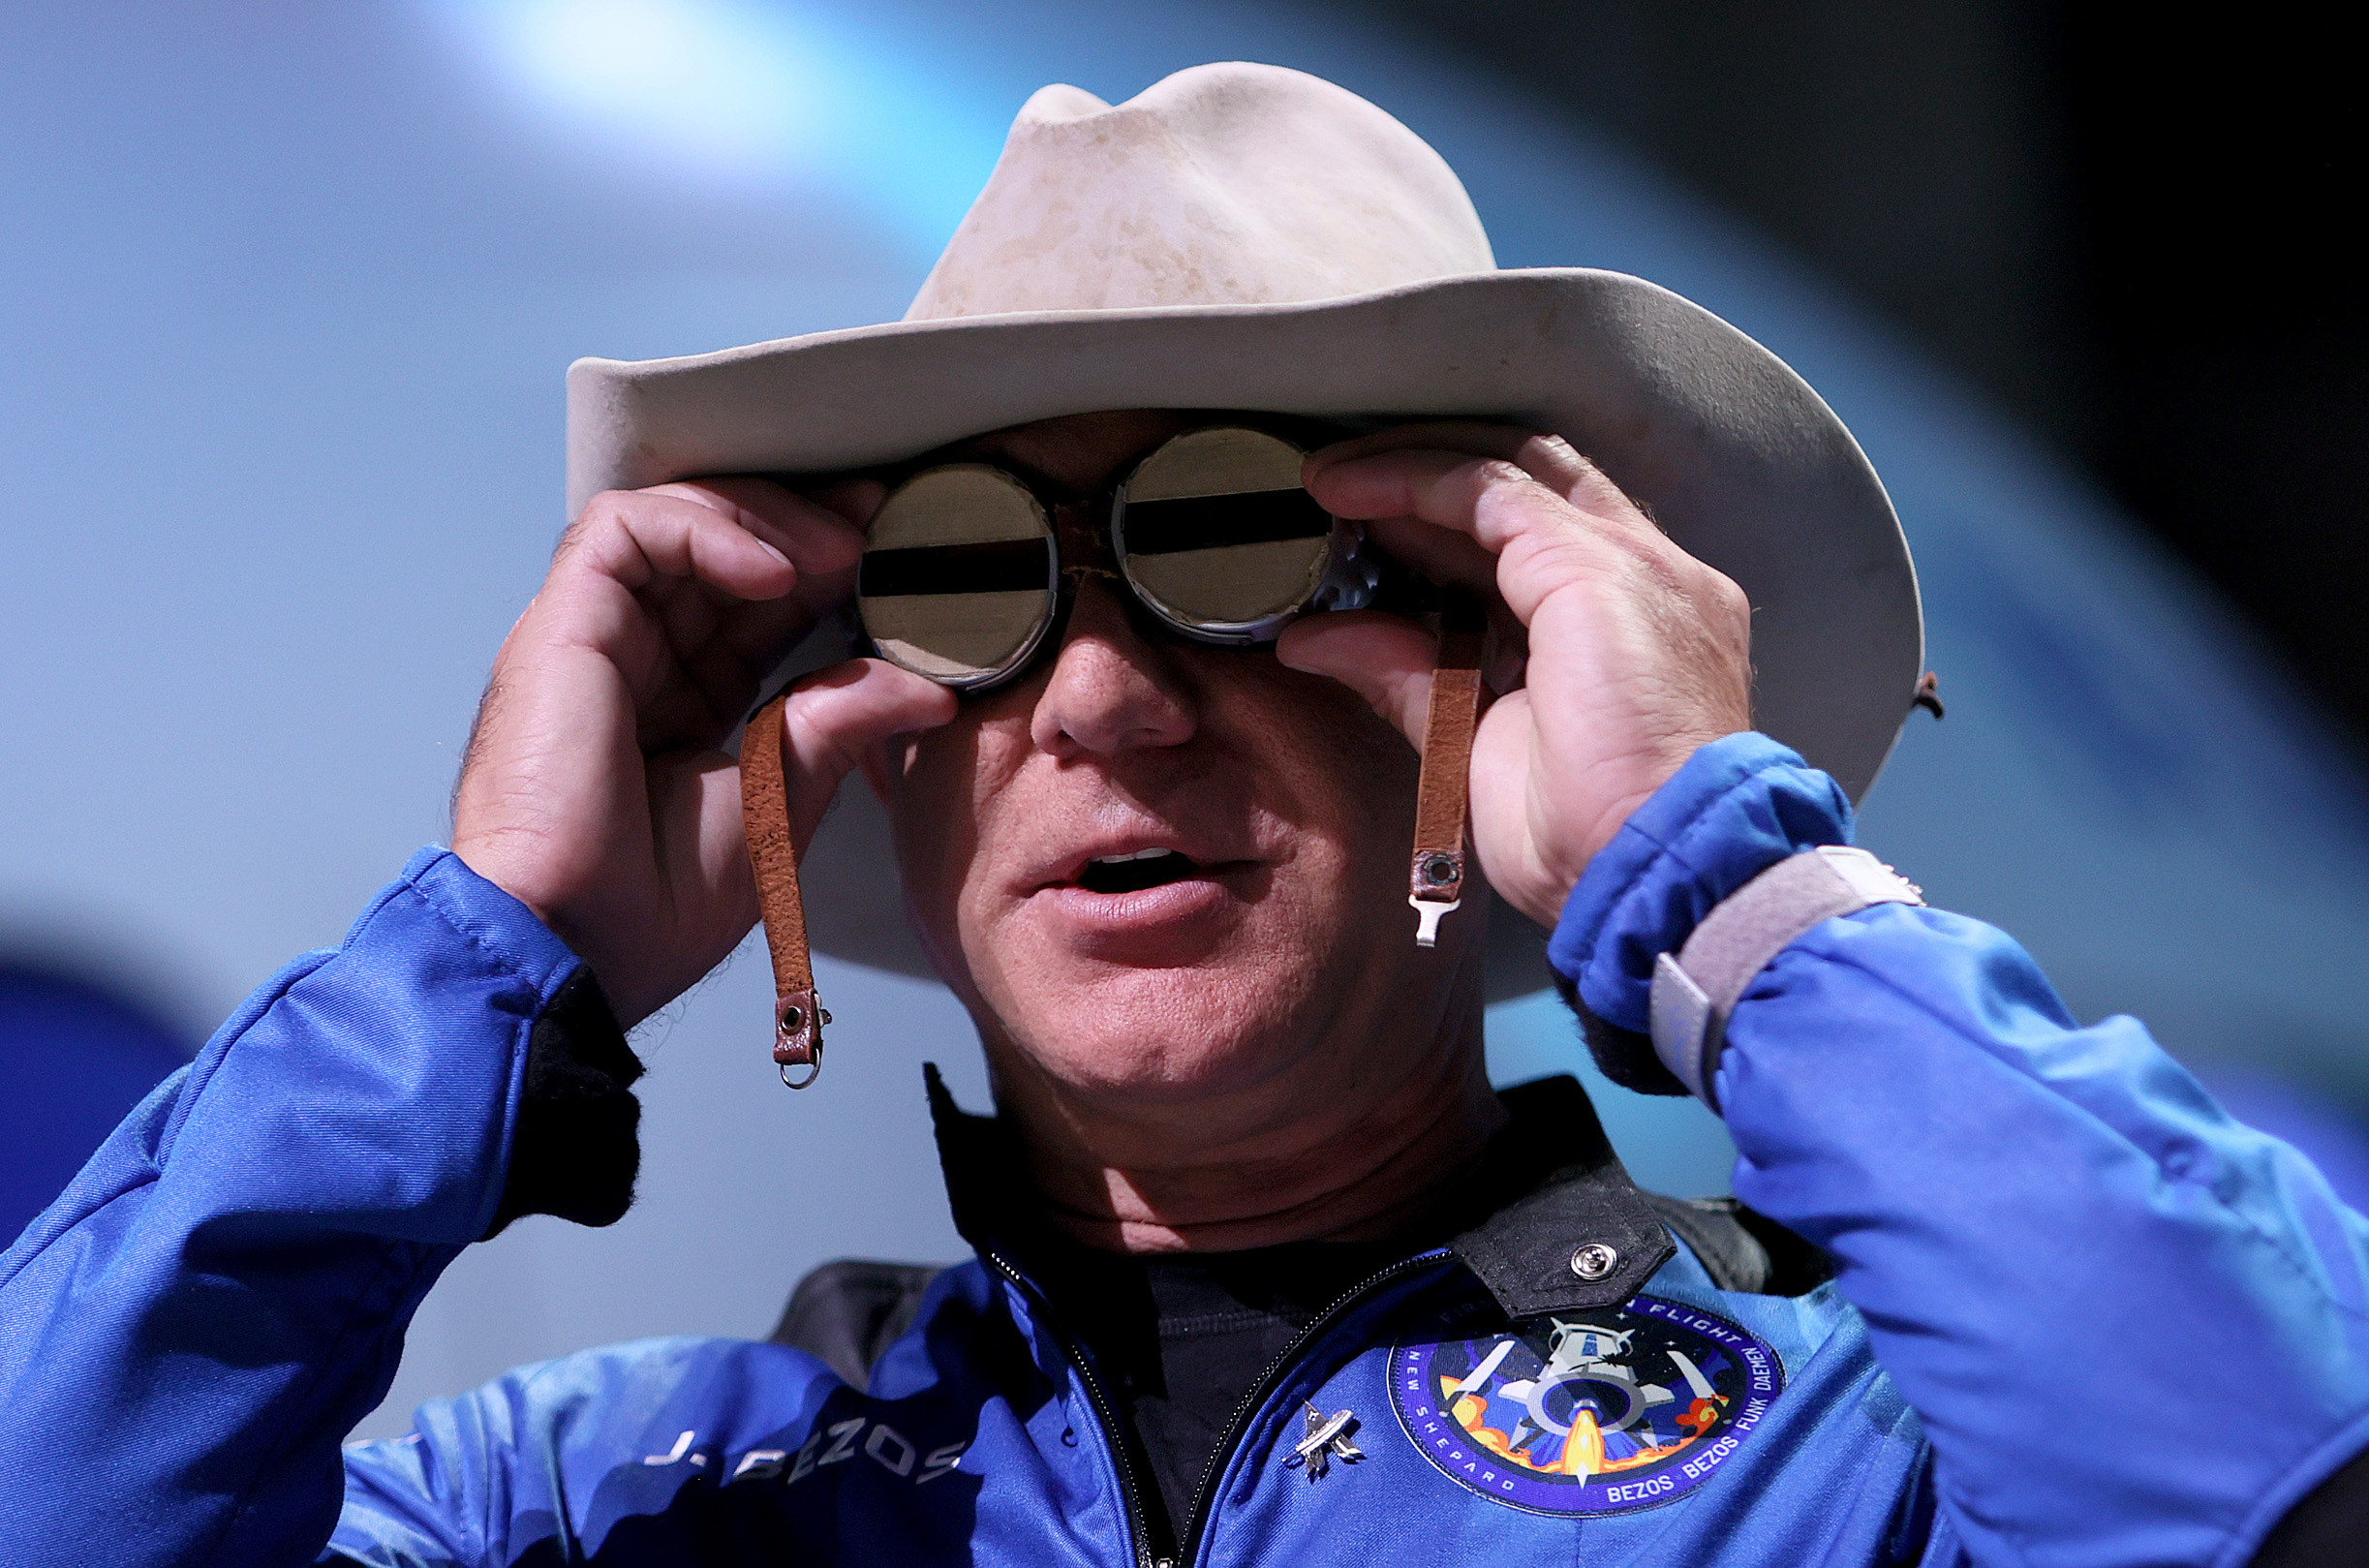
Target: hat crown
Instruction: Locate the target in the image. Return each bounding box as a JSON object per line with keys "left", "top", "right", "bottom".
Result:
{"left": 905, "top": 63, "right": 1496, "bottom": 322}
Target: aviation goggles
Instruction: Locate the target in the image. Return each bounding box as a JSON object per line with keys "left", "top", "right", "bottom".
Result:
{"left": 747, "top": 419, "right": 1492, "bottom": 1090}
{"left": 854, "top": 423, "right": 1384, "bottom": 690}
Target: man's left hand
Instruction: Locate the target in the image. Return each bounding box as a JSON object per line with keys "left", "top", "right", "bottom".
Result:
{"left": 1281, "top": 424, "right": 1752, "bottom": 929}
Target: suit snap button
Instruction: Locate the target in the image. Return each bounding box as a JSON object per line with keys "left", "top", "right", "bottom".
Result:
{"left": 1568, "top": 1243, "right": 1620, "bottom": 1281}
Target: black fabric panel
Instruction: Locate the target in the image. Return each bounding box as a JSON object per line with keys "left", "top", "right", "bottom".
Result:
{"left": 1729, "top": 1201, "right": 1836, "bottom": 1297}
{"left": 1640, "top": 1194, "right": 1834, "bottom": 1298}
{"left": 480, "top": 968, "right": 643, "bottom": 1240}
{"left": 1554, "top": 969, "right": 1692, "bottom": 1097}
{"left": 1447, "top": 1076, "right": 1676, "bottom": 1317}
{"left": 2252, "top": 1438, "right": 2369, "bottom": 1565}
{"left": 1641, "top": 1194, "right": 1770, "bottom": 1293}
{"left": 768, "top": 1259, "right": 947, "bottom": 1392}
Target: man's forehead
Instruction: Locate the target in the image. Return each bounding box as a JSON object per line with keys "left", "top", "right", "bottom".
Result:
{"left": 941, "top": 409, "right": 1194, "bottom": 492}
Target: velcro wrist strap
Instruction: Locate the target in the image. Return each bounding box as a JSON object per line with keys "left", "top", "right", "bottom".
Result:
{"left": 1647, "top": 845, "right": 1923, "bottom": 1110}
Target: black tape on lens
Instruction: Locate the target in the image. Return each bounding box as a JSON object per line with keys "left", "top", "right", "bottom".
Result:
{"left": 859, "top": 538, "right": 1051, "bottom": 597}
{"left": 1114, "top": 427, "right": 1338, "bottom": 641}
{"left": 857, "top": 465, "right": 1057, "bottom": 688}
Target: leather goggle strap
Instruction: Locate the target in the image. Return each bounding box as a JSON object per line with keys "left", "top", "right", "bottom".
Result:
{"left": 1409, "top": 596, "right": 1487, "bottom": 947}
{"left": 741, "top": 692, "right": 826, "bottom": 1088}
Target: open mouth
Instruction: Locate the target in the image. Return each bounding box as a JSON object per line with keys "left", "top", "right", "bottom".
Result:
{"left": 1076, "top": 847, "right": 1205, "bottom": 895}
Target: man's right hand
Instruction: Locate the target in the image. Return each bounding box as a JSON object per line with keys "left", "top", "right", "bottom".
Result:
{"left": 451, "top": 479, "right": 954, "bottom": 1027}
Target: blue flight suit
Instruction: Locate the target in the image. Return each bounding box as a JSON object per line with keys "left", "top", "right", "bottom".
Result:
{"left": 2, "top": 733, "right": 2362, "bottom": 1566}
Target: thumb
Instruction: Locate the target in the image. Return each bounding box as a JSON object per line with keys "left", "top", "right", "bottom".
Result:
{"left": 773, "top": 659, "right": 958, "bottom": 849}
{"left": 1275, "top": 611, "right": 1438, "bottom": 753}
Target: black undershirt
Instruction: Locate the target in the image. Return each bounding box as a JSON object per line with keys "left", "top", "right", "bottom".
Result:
{"left": 1024, "top": 1238, "right": 1411, "bottom": 1559}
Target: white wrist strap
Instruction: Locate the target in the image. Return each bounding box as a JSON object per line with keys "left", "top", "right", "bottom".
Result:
{"left": 1648, "top": 846, "right": 1924, "bottom": 1111}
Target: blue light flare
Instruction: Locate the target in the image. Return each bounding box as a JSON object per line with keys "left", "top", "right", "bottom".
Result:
{"left": 432, "top": 0, "right": 1009, "bottom": 255}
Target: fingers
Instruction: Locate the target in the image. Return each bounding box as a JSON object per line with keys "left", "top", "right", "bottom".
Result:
{"left": 1307, "top": 429, "right": 1732, "bottom": 634}
{"left": 800, "top": 475, "right": 889, "bottom": 533}
{"left": 1306, "top": 422, "right": 1637, "bottom": 526}
{"left": 559, "top": 479, "right": 863, "bottom": 624}
{"left": 1307, "top": 423, "right": 1665, "bottom": 567}
{"left": 504, "top": 481, "right": 865, "bottom": 748}
{"left": 1359, "top": 512, "right": 1504, "bottom": 598}
{"left": 1303, "top": 419, "right": 1536, "bottom": 473}
{"left": 1298, "top": 422, "right": 1756, "bottom": 924}
{"left": 1275, "top": 612, "right": 1440, "bottom": 751}
{"left": 450, "top": 478, "right": 910, "bottom": 1026}
{"left": 525, "top": 489, "right": 794, "bottom": 695}
{"left": 1310, "top": 446, "right": 1653, "bottom": 564}
{"left": 591, "top": 659, "right": 949, "bottom": 1016}
{"left": 563, "top": 484, "right": 789, "bottom": 601}
{"left": 774, "top": 658, "right": 958, "bottom": 850}
{"left": 1323, "top": 452, "right": 1635, "bottom": 630}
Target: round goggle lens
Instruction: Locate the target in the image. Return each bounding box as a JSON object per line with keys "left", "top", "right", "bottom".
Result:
{"left": 857, "top": 465, "right": 1057, "bottom": 687}
{"left": 1114, "top": 427, "right": 1338, "bottom": 640}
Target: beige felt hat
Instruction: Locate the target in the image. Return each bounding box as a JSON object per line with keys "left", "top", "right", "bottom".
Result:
{"left": 566, "top": 62, "right": 1922, "bottom": 1000}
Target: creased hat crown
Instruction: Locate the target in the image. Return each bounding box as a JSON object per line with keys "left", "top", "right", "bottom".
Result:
{"left": 905, "top": 63, "right": 1496, "bottom": 321}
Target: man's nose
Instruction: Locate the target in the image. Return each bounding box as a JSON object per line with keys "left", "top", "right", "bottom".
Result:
{"left": 1030, "top": 579, "right": 1199, "bottom": 756}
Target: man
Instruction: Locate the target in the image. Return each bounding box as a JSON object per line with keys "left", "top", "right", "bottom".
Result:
{"left": 2, "top": 62, "right": 2364, "bottom": 1568}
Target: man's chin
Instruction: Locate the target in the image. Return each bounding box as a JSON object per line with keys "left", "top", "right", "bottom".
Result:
{"left": 986, "top": 959, "right": 1326, "bottom": 1104}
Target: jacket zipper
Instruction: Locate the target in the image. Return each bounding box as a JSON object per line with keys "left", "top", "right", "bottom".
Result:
{"left": 979, "top": 1246, "right": 1161, "bottom": 1568}
{"left": 1175, "top": 1249, "right": 1452, "bottom": 1568}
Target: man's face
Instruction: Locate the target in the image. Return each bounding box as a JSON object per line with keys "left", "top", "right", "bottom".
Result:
{"left": 877, "top": 411, "right": 1484, "bottom": 1116}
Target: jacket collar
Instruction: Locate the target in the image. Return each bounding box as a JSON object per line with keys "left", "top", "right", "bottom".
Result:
{"left": 923, "top": 1066, "right": 1673, "bottom": 1319}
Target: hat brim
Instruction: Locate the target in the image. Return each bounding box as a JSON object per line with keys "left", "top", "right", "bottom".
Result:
{"left": 568, "top": 268, "right": 1921, "bottom": 1000}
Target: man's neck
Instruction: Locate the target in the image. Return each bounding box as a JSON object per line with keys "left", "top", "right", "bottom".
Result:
{"left": 1000, "top": 1011, "right": 1509, "bottom": 1254}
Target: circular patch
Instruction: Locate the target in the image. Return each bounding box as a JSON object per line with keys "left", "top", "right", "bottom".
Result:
{"left": 1390, "top": 1295, "right": 1783, "bottom": 1516}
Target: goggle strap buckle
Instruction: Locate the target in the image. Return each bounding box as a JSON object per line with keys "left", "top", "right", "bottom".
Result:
{"left": 1409, "top": 893, "right": 1462, "bottom": 948}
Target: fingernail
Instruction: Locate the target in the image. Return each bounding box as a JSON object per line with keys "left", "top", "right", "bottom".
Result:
{"left": 754, "top": 538, "right": 791, "bottom": 567}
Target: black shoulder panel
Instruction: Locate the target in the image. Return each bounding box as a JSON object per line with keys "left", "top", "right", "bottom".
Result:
{"left": 2252, "top": 1438, "right": 2369, "bottom": 1566}
{"left": 1640, "top": 1194, "right": 1832, "bottom": 1297}
{"left": 769, "top": 1258, "right": 949, "bottom": 1392}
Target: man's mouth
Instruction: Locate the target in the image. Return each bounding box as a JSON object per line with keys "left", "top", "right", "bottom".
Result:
{"left": 1076, "top": 846, "right": 1205, "bottom": 895}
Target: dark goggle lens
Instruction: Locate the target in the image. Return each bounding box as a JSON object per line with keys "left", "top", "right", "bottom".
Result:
{"left": 1115, "top": 427, "right": 1338, "bottom": 638}
{"left": 856, "top": 465, "right": 1056, "bottom": 687}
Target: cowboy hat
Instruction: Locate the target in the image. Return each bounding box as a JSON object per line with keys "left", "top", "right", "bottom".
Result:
{"left": 564, "top": 62, "right": 1922, "bottom": 1000}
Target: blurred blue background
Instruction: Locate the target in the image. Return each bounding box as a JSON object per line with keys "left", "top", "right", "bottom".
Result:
{"left": 5, "top": 0, "right": 2366, "bottom": 1441}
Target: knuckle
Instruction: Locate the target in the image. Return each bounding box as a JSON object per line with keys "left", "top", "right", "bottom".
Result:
{"left": 575, "top": 489, "right": 643, "bottom": 529}
{"left": 1471, "top": 471, "right": 1568, "bottom": 535}
{"left": 1467, "top": 457, "right": 1541, "bottom": 493}
{"left": 560, "top": 490, "right": 649, "bottom": 556}
{"left": 1702, "top": 568, "right": 1751, "bottom": 621}
{"left": 1523, "top": 433, "right": 1588, "bottom": 472}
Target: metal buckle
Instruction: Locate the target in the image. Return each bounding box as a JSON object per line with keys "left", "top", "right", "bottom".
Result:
{"left": 773, "top": 994, "right": 830, "bottom": 1091}
{"left": 1409, "top": 894, "right": 1461, "bottom": 947}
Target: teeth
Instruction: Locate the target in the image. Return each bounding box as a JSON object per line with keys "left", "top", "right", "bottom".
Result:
{"left": 1091, "top": 847, "right": 1178, "bottom": 864}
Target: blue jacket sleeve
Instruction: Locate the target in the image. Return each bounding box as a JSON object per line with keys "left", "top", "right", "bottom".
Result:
{"left": 0, "top": 848, "right": 581, "bottom": 1568}
{"left": 1551, "top": 733, "right": 2369, "bottom": 1568}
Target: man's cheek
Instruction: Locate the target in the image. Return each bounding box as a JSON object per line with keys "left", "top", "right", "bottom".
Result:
{"left": 886, "top": 795, "right": 984, "bottom": 987}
